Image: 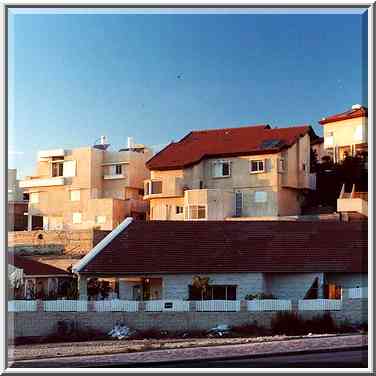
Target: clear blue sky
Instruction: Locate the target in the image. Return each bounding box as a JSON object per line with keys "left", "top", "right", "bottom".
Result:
{"left": 8, "top": 9, "right": 368, "bottom": 178}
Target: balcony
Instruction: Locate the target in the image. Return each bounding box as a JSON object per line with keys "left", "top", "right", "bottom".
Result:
{"left": 337, "top": 184, "right": 368, "bottom": 217}
{"left": 144, "top": 176, "right": 183, "bottom": 199}
{"left": 19, "top": 176, "right": 65, "bottom": 188}
{"left": 184, "top": 189, "right": 234, "bottom": 220}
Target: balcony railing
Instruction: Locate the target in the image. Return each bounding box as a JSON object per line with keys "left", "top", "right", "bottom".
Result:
{"left": 144, "top": 176, "right": 183, "bottom": 199}
{"left": 19, "top": 177, "right": 65, "bottom": 188}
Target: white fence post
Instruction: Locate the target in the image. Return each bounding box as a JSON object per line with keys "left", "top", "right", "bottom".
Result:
{"left": 298, "top": 299, "right": 342, "bottom": 311}
{"left": 8, "top": 300, "right": 37, "bottom": 312}
{"left": 347, "top": 287, "right": 368, "bottom": 299}
{"left": 144, "top": 300, "right": 190, "bottom": 312}
{"left": 195, "top": 300, "right": 241, "bottom": 312}
{"left": 247, "top": 299, "right": 292, "bottom": 312}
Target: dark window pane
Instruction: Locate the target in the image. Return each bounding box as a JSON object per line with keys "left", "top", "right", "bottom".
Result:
{"left": 222, "top": 163, "right": 230, "bottom": 176}
{"left": 212, "top": 285, "right": 226, "bottom": 299}
{"left": 151, "top": 181, "right": 162, "bottom": 194}
{"left": 227, "top": 286, "right": 237, "bottom": 300}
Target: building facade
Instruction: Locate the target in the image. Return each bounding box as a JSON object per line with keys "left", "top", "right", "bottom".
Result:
{"left": 319, "top": 104, "right": 368, "bottom": 163}
{"left": 144, "top": 125, "right": 317, "bottom": 220}
{"left": 20, "top": 138, "right": 152, "bottom": 231}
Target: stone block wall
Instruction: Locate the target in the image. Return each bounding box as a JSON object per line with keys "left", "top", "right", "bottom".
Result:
{"left": 8, "top": 229, "right": 109, "bottom": 257}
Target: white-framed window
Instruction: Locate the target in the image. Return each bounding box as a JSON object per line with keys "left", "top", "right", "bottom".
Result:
{"left": 212, "top": 160, "right": 231, "bottom": 178}
{"left": 115, "top": 164, "right": 122, "bottom": 175}
{"left": 69, "top": 189, "right": 80, "bottom": 201}
{"left": 186, "top": 205, "right": 206, "bottom": 219}
{"left": 250, "top": 160, "right": 265, "bottom": 173}
{"left": 254, "top": 191, "right": 268, "bottom": 203}
{"left": 51, "top": 159, "right": 64, "bottom": 177}
{"left": 176, "top": 206, "right": 184, "bottom": 215}
{"left": 30, "top": 192, "right": 39, "bottom": 204}
{"left": 72, "top": 212, "right": 82, "bottom": 224}
{"left": 95, "top": 215, "right": 106, "bottom": 224}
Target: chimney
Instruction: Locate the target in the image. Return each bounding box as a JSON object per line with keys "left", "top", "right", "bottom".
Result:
{"left": 352, "top": 104, "right": 362, "bottom": 110}
{"left": 100, "top": 135, "right": 107, "bottom": 145}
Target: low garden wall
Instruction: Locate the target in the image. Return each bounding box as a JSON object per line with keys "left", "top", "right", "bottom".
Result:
{"left": 8, "top": 297, "right": 367, "bottom": 341}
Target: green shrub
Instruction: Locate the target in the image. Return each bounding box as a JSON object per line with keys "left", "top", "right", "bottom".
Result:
{"left": 271, "top": 312, "right": 305, "bottom": 335}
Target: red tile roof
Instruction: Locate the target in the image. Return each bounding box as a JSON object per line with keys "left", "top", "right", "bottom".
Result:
{"left": 9, "top": 255, "right": 72, "bottom": 276}
{"left": 78, "top": 220, "right": 367, "bottom": 275}
{"left": 319, "top": 106, "right": 367, "bottom": 125}
{"left": 147, "top": 124, "right": 312, "bottom": 170}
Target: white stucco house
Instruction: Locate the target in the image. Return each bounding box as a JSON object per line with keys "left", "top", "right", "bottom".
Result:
{"left": 73, "top": 218, "right": 367, "bottom": 302}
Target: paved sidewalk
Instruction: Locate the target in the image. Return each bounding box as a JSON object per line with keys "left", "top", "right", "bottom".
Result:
{"left": 10, "top": 334, "right": 367, "bottom": 368}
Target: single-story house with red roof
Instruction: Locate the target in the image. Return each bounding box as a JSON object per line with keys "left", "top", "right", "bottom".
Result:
{"left": 9, "top": 255, "right": 74, "bottom": 300}
{"left": 72, "top": 218, "right": 367, "bottom": 302}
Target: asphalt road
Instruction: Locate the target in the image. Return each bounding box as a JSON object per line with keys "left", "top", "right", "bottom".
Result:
{"left": 149, "top": 349, "right": 368, "bottom": 368}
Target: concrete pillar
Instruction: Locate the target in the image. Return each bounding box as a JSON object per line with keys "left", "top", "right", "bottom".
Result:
{"left": 27, "top": 214, "right": 32, "bottom": 231}
{"left": 78, "top": 275, "right": 88, "bottom": 300}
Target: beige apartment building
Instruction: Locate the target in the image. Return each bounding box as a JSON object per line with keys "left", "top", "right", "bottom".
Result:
{"left": 144, "top": 124, "right": 317, "bottom": 220}
{"left": 319, "top": 104, "right": 368, "bottom": 163}
{"left": 20, "top": 137, "right": 152, "bottom": 230}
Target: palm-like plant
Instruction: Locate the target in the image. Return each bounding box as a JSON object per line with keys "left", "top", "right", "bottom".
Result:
{"left": 192, "top": 275, "right": 210, "bottom": 300}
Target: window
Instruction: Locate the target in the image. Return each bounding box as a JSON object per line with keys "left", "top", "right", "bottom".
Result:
{"left": 72, "top": 212, "right": 82, "bottom": 224}
{"left": 188, "top": 285, "right": 237, "bottom": 300}
{"left": 69, "top": 189, "right": 80, "bottom": 201}
{"left": 51, "top": 161, "right": 64, "bottom": 177}
{"left": 95, "top": 215, "right": 106, "bottom": 224}
{"left": 278, "top": 158, "right": 286, "bottom": 172}
{"left": 250, "top": 160, "right": 265, "bottom": 173}
{"left": 212, "top": 160, "right": 231, "bottom": 178}
{"left": 327, "top": 131, "right": 334, "bottom": 137}
{"left": 30, "top": 192, "right": 39, "bottom": 204}
{"left": 187, "top": 205, "right": 206, "bottom": 219}
{"left": 254, "top": 191, "right": 267, "bottom": 203}
{"left": 115, "top": 164, "right": 122, "bottom": 175}
{"left": 176, "top": 206, "right": 184, "bottom": 215}
{"left": 302, "top": 163, "right": 306, "bottom": 172}
{"left": 235, "top": 192, "right": 243, "bottom": 217}
{"left": 146, "top": 180, "right": 162, "bottom": 195}
{"left": 23, "top": 193, "right": 29, "bottom": 201}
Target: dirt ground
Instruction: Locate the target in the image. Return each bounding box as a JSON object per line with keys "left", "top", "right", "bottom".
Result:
{"left": 8, "top": 333, "right": 346, "bottom": 361}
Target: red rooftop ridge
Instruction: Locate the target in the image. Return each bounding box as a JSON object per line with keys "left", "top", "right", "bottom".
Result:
{"left": 147, "top": 124, "right": 313, "bottom": 170}
{"left": 319, "top": 105, "right": 368, "bottom": 125}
